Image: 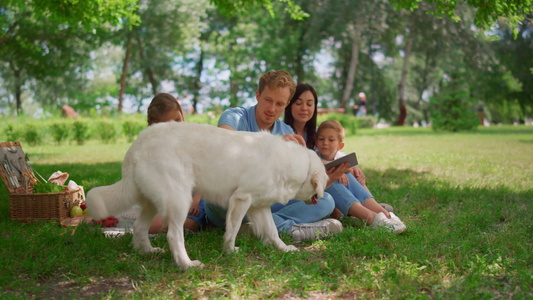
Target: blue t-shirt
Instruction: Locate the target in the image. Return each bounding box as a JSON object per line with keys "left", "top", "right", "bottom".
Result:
{"left": 218, "top": 105, "right": 296, "bottom": 212}
{"left": 218, "top": 105, "right": 294, "bottom": 135}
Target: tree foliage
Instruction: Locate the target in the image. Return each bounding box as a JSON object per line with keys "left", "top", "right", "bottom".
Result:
{"left": 389, "top": 0, "right": 533, "bottom": 37}
{"left": 0, "top": 0, "right": 532, "bottom": 129}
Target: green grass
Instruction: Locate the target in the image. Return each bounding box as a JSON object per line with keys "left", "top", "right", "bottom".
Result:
{"left": 1, "top": 125, "right": 532, "bottom": 299}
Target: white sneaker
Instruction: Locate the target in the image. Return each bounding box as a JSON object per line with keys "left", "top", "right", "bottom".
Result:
{"left": 291, "top": 219, "right": 343, "bottom": 243}
{"left": 380, "top": 203, "right": 394, "bottom": 212}
{"left": 388, "top": 212, "right": 407, "bottom": 228}
{"left": 371, "top": 212, "right": 406, "bottom": 234}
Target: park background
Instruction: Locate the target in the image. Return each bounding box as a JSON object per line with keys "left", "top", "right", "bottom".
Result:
{"left": 1, "top": 0, "right": 532, "bottom": 299}
{"left": 1, "top": 0, "right": 532, "bottom": 128}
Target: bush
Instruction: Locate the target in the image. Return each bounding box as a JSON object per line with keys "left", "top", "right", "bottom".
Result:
{"left": 5, "top": 121, "right": 21, "bottom": 142}
{"left": 356, "top": 115, "right": 377, "bottom": 129}
{"left": 72, "top": 119, "right": 90, "bottom": 145}
{"left": 122, "top": 119, "right": 145, "bottom": 142}
{"left": 96, "top": 119, "right": 117, "bottom": 144}
{"left": 430, "top": 87, "right": 479, "bottom": 132}
{"left": 430, "top": 65, "right": 479, "bottom": 132}
{"left": 186, "top": 112, "right": 220, "bottom": 125}
{"left": 23, "top": 122, "right": 43, "bottom": 146}
{"left": 317, "top": 113, "right": 358, "bottom": 135}
{"left": 50, "top": 120, "right": 71, "bottom": 145}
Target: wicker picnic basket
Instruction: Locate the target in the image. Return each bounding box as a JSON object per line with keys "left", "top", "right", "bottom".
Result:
{"left": 0, "top": 141, "right": 85, "bottom": 222}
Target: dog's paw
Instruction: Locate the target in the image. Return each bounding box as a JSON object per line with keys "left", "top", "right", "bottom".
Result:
{"left": 225, "top": 246, "right": 240, "bottom": 254}
{"left": 149, "top": 247, "right": 165, "bottom": 254}
{"left": 282, "top": 245, "right": 299, "bottom": 252}
{"left": 181, "top": 260, "right": 205, "bottom": 271}
{"left": 191, "top": 260, "right": 205, "bottom": 269}
{"left": 138, "top": 246, "right": 165, "bottom": 254}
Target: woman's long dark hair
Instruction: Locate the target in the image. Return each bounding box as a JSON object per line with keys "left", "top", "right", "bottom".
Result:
{"left": 284, "top": 83, "right": 318, "bottom": 149}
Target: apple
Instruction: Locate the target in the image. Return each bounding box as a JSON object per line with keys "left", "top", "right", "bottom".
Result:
{"left": 83, "top": 208, "right": 90, "bottom": 215}
{"left": 80, "top": 202, "right": 87, "bottom": 210}
{"left": 70, "top": 206, "right": 83, "bottom": 217}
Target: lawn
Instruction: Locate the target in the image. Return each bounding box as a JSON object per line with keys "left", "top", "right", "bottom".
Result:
{"left": 1, "top": 125, "right": 532, "bottom": 299}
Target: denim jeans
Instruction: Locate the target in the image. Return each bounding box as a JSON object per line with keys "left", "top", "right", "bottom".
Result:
{"left": 204, "top": 193, "right": 335, "bottom": 233}
{"left": 187, "top": 199, "right": 207, "bottom": 227}
{"left": 325, "top": 173, "right": 373, "bottom": 216}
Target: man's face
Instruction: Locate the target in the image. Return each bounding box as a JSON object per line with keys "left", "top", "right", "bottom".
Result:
{"left": 255, "top": 85, "right": 291, "bottom": 131}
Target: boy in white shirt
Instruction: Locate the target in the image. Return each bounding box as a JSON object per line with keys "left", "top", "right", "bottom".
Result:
{"left": 316, "top": 120, "right": 407, "bottom": 234}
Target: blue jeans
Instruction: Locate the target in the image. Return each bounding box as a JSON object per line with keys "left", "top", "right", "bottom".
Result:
{"left": 187, "top": 199, "right": 207, "bottom": 227}
{"left": 204, "top": 193, "right": 335, "bottom": 233}
{"left": 326, "top": 173, "right": 373, "bottom": 216}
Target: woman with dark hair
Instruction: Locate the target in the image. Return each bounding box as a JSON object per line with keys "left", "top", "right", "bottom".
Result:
{"left": 283, "top": 83, "right": 318, "bottom": 150}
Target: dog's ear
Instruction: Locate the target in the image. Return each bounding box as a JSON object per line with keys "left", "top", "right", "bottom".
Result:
{"left": 311, "top": 172, "right": 324, "bottom": 199}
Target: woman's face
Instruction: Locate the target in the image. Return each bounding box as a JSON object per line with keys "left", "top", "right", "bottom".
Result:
{"left": 290, "top": 90, "right": 315, "bottom": 124}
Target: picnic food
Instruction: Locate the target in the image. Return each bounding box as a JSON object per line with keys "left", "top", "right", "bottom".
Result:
{"left": 93, "top": 216, "right": 119, "bottom": 228}
{"left": 70, "top": 205, "right": 83, "bottom": 217}
{"left": 32, "top": 182, "right": 65, "bottom": 193}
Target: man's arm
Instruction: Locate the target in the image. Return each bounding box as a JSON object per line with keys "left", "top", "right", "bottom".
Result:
{"left": 219, "top": 124, "right": 235, "bottom": 130}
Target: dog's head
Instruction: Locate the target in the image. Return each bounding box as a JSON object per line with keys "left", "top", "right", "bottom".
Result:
{"left": 293, "top": 149, "right": 329, "bottom": 205}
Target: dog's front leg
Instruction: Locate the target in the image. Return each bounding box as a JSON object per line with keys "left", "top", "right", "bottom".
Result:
{"left": 223, "top": 192, "right": 252, "bottom": 254}
{"left": 246, "top": 208, "right": 298, "bottom": 252}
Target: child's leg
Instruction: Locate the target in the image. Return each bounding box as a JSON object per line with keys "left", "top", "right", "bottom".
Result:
{"left": 149, "top": 214, "right": 167, "bottom": 234}
{"left": 149, "top": 215, "right": 199, "bottom": 233}
{"left": 344, "top": 173, "right": 391, "bottom": 218}
{"left": 346, "top": 202, "right": 377, "bottom": 225}
{"left": 362, "top": 198, "right": 391, "bottom": 218}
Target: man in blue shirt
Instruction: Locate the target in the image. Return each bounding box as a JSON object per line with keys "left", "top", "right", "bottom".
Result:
{"left": 205, "top": 70, "right": 344, "bottom": 242}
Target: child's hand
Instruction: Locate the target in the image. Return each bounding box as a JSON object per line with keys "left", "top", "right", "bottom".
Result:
{"left": 188, "top": 204, "right": 199, "bottom": 216}
{"left": 349, "top": 166, "right": 366, "bottom": 187}
{"left": 339, "top": 174, "right": 349, "bottom": 186}
{"left": 326, "top": 162, "right": 349, "bottom": 187}
{"left": 188, "top": 193, "right": 202, "bottom": 216}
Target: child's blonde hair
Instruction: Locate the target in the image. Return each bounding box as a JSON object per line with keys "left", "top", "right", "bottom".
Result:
{"left": 147, "top": 93, "right": 184, "bottom": 125}
{"left": 317, "top": 120, "right": 345, "bottom": 142}
{"left": 258, "top": 70, "right": 297, "bottom": 102}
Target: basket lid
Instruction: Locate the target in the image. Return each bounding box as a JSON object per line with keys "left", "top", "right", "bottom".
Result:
{"left": 0, "top": 141, "right": 39, "bottom": 194}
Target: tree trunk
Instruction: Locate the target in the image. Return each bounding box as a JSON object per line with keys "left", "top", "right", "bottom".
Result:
{"left": 340, "top": 24, "right": 361, "bottom": 111}
{"left": 136, "top": 38, "right": 158, "bottom": 95}
{"left": 192, "top": 46, "right": 204, "bottom": 114}
{"left": 396, "top": 30, "right": 413, "bottom": 126}
{"left": 369, "top": 37, "right": 377, "bottom": 115}
{"left": 229, "top": 72, "right": 239, "bottom": 107}
{"left": 118, "top": 31, "right": 133, "bottom": 113}
{"left": 9, "top": 62, "right": 22, "bottom": 115}
{"left": 416, "top": 49, "right": 431, "bottom": 123}
{"left": 295, "top": 27, "right": 307, "bottom": 83}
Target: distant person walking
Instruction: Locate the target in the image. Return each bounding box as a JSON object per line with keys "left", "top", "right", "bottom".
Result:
{"left": 353, "top": 92, "right": 367, "bottom": 117}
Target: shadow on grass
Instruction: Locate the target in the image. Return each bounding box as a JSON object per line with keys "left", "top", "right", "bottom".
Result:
{"left": 1, "top": 161, "right": 532, "bottom": 299}
{"left": 355, "top": 125, "right": 533, "bottom": 137}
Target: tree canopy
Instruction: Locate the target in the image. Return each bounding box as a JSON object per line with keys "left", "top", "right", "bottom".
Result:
{"left": 1, "top": 0, "right": 532, "bottom": 125}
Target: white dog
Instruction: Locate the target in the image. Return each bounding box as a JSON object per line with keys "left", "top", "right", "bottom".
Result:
{"left": 86, "top": 122, "right": 328, "bottom": 270}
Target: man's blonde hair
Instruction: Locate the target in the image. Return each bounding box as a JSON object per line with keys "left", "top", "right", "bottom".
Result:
{"left": 317, "top": 120, "right": 345, "bottom": 142}
{"left": 258, "top": 70, "right": 297, "bottom": 102}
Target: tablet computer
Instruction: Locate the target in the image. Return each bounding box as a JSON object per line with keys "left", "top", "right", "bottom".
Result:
{"left": 324, "top": 152, "right": 358, "bottom": 170}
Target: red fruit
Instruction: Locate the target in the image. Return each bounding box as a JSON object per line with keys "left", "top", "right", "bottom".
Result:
{"left": 80, "top": 202, "right": 87, "bottom": 210}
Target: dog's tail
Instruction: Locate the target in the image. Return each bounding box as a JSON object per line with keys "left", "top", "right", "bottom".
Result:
{"left": 86, "top": 179, "right": 138, "bottom": 220}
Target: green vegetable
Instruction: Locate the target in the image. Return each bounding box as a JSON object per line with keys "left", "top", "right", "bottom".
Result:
{"left": 32, "top": 182, "right": 65, "bottom": 193}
